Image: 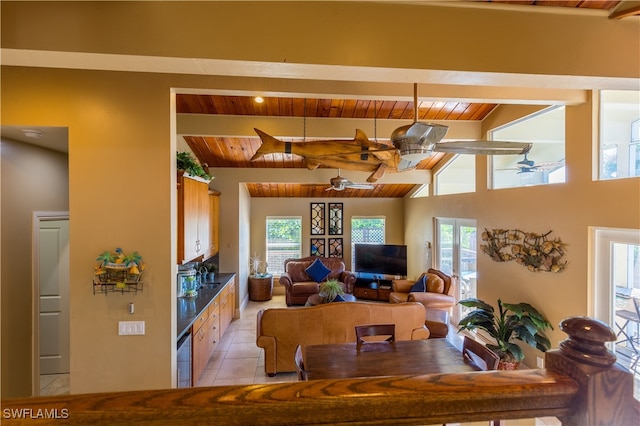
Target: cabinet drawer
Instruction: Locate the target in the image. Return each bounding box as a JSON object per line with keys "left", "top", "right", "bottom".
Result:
{"left": 208, "top": 299, "right": 220, "bottom": 317}
{"left": 208, "top": 316, "right": 220, "bottom": 354}
{"left": 354, "top": 287, "right": 378, "bottom": 299}
{"left": 192, "top": 308, "right": 209, "bottom": 334}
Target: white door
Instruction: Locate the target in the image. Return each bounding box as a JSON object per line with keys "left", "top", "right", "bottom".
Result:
{"left": 435, "top": 218, "right": 477, "bottom": 324}
{"left": 38, "top": 219, "right": 70, "bottom": 375}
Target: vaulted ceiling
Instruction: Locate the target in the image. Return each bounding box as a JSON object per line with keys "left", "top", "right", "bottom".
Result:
{"left": 175, "top": 1, "right": 639, "bottom": 198}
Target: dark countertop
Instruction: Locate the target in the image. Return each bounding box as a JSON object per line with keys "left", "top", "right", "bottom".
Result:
{"left": 177, "top": 272, "right": 236, "bottom": 339}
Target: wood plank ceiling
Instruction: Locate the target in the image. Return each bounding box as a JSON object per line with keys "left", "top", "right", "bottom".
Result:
{"left": 179, "top": 95, "right": 474, "bottom": 198}
{"left": 178, "top": 0, "right": 637, "bottom": 198}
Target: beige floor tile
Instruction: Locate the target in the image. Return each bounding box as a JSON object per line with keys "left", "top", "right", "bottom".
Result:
{"left": 225, "top": 341, "right": 261, "bottom": 359}
{"left": 195, "top": 368, "right": 218, "bottom": 387}
{"left": 232, "top": 329, "right": 256, "bottom": 343}
{"left": 205, "top": 351, "right": 225, "bottom": 370}
{"left": 215, "top": 357, "right": 259, "bottom": 379}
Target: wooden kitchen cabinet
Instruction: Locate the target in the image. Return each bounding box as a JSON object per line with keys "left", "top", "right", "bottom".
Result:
{"left": 191, "top": 279, "right": 235, "bottom": 384}
{"left": 219, "top": 281, "right": 235, "bottom": 337}
{"left": 177, "top": 174, "right": 212, "bottom": 264}
{"left": 191, "top": 307, "right": 210, "bottom": 382}
{"left": 208, "top": 191, "right": 220, "bottom": 257}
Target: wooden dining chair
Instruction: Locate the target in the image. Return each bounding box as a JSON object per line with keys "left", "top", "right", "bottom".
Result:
{"left": 355, "top": 324, "right": 396, "bottom": 348}
{"left": 294, "top": 345, "right": 307, "bottom": 381}
{"left": 460, "top": 336, "right": 502, "bottom": 426}
{"left": 462, "top": 336, "right": 500, "bottom": 371}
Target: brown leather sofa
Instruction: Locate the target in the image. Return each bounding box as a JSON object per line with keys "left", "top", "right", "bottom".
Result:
{"left": 279, "top": 256, "right": 356, "bottom": 306}
{"left": 256, "top": 301, "right": 430, "bottom": 376}
{"left": 388, "top": 268, "right": 455, "bottom": 310}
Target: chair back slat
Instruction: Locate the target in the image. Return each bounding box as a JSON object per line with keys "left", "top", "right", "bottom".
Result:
{"left": 294, "top": 345, "right": 307, "bottom": 381}
{"left": 462, "top": 336, "right": 500, "bottom": 371}
{"left": 355, "top": 324, "right": 396, "bottom": 347}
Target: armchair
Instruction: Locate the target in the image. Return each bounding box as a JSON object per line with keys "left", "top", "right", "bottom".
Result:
{"left": 279, "top": 256, "right": 356, "bottom": 306}
{"left": 388, "top": 268, "right": 455, "bottom": 310}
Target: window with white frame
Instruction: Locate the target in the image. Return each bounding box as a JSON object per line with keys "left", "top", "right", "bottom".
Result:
{"left": 351, "top": 217, "right": 385, "bottom": 269}
{"left": 266, "top": 217, "right": 302, "bottom": 275}
{"left": 599, "top": 90, "right": 640, "bottom": 180}
{"left": 434, "top": 154, "right": 475, "bottom": 195}
{"left": 491, "top": 106, "right": 566, "bottom": 189}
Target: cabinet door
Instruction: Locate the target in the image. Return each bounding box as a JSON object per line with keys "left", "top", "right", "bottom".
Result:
{"left": 209, "top": 193, "right": 220, "bottom": 256}
{"left": 191, "top": 326, "right": 208, "bottom": 383}
{"left": 198, "top": 187, "right": 211, "bottom": 258}
{"left": 178, "top": 176, "right": 201, "bottom": 263}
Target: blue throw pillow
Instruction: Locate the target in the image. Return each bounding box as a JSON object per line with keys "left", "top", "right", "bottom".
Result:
{"left": 333, "top": 294, "right": 346, "bottom": 302}
{"left": 409, "top": 275, "right": 426, "bottom": 292}
{"left": 305, "top": 258, "right": 331, "bottom": 282}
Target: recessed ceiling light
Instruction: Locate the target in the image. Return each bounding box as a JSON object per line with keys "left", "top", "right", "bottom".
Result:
{"left": 22, "top": 129, "right": 43, "bottom": 139}
{"left": 254, "top": 96, "right": 264, "bottom": 104}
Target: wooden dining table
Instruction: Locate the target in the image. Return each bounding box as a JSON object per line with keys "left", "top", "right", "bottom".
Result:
{"left": 301, "top": 338, "right": 479, "bottom": 380}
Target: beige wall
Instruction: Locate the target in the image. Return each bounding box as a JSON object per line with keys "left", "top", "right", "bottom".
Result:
{"left": 1, "top": 67, "right": 178, "bottom": 396}
{"left": 403, "top": 96, "right": 640, "bottom": 366}
{"left": 249, "top": 196, "right": 404, "bottom": 267}
{"left": 1, "top": 138, "right": 69, "bottom": 396}
{"left": 2, "top": 2, "right": 638, "bottom": 81}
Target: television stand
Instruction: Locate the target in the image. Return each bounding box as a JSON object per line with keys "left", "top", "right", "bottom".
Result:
{"left": 353, "top": 277, "right": 394, "bottom": 302}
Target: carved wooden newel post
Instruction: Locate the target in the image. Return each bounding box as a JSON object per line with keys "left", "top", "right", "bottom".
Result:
{"left": 545, "top": 316, "right": 636, "bottom": 426}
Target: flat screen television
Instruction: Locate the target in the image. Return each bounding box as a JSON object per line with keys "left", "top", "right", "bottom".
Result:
{"left": 354, "top": 244, "right": 407, "bottom": 277}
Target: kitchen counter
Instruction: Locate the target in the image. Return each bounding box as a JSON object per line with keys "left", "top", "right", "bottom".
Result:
{"left": 177, "top": 272, "right": 236, "bottom": 339}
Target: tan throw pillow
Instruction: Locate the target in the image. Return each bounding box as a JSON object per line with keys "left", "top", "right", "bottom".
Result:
{"left": 425, "top": 274, "right": 445, "bottom": 294}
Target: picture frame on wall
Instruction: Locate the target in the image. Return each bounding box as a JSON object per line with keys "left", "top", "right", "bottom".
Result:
{"left": 310, "top": 202, "right": 325, "bottom": 235}
{"left": 328, "top": 238, "right": 343, "bottom": 258}
{"left": 310, "top": 238, "right": 325, "bottom": 257}
{"left": 328, "top": 202, "right": 343, "bottom": 235}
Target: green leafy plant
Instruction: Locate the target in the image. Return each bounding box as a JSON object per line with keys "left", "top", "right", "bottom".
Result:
{"left": 177, "top": 151, "right": 210, "bottom": 180}
{"left": 458, "top": 298, "right": 553, "bottom": 363}
{"left": 318, "top": 278, "right": 344, "bottom": 303}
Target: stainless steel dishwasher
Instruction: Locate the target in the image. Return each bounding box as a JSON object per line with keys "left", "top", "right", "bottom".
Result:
{"left": 177, "top": 332, "right": 192, "bottom": 388}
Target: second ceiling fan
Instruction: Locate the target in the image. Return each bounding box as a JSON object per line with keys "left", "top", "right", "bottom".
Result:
{"left": 326, "top": 171, "right": 374, "bottom": 191}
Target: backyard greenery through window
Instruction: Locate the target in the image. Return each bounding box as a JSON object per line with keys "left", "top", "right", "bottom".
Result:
{"left": 266, "top": 217, "right": 302, "bottom": 275}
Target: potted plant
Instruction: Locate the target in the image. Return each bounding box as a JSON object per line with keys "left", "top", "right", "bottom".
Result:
{"left": 457, "top": 298, "right": 553, "bottom": 370}
{"left": 318, "top": 279, "right": 345, "bottom": 303}
{"left": 177, "top": 151, "right": 211, "bottom": 180}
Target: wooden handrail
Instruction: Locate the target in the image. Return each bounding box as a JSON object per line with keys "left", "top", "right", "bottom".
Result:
{"left": 1, "top": 317, "right": 637, "bottom": 425}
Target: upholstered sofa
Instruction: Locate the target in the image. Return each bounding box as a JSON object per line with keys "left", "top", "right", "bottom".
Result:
{"left": 279, "top": 256, "right": 356, "bottom": 306}
{"left": 388, "top": 268, "right": 455, "bottom": 310}
{"left": 256, "top": 301, "right": 430, "bottom": 376}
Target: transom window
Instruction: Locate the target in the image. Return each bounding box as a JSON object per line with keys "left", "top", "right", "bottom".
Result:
{"left": 491, "top": 106, "right": 566, "bottom": 189}
{"left": 599, "top": 90, "right": 640, "bottom": 180}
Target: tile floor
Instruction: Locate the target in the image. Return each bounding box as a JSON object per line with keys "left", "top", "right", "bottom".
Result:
{"left": 40, "top": 294, "right": 636, "bottom": 425}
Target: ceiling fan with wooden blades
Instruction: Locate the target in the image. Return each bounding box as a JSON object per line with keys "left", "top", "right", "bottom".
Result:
{"left": 251, "top": 84, "right": 532, "bottom": 182}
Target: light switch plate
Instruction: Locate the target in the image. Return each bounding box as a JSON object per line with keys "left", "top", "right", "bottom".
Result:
{"left": 118, "top": 321, "right": 145, "bottom": 335}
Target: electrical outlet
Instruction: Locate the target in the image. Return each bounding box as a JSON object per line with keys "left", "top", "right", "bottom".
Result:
{"left": 536, "top": 356, "right": 544, "bottom": 369}
{"left": 118, "top": 321, "right": 145, "bottom": 335}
